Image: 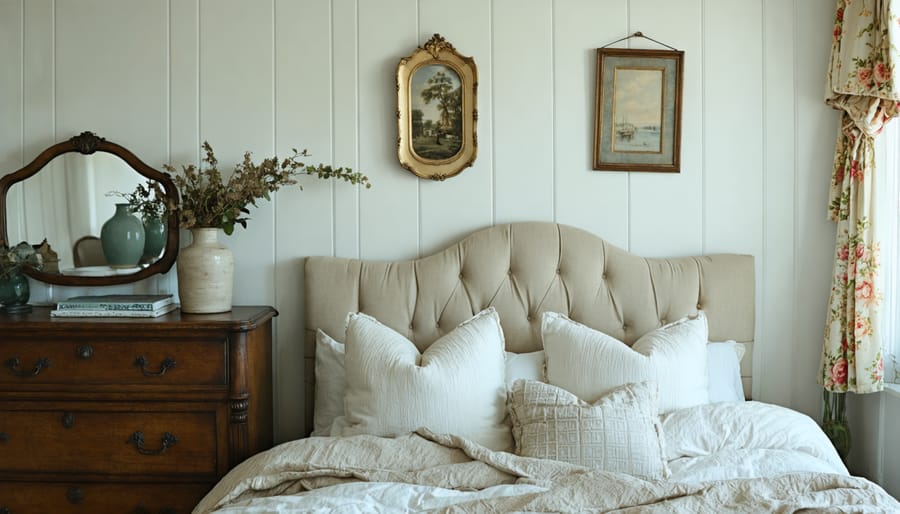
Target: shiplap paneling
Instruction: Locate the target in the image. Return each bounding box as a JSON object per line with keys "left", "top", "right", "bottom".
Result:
{"left": 273, "top": 0, "right": 336, "bottom": 443}
{"left": 552, "top": 0, "right": 630, "bottom": 249}
{"left": 4, "top": 0, "right": 843, "bottom": 447}
{"left": 794, "top": 0, "right": 838, "bottom": 420}
{"left": 701, "top": 0, "right": 764, "bottom": 258}
{"left": 492, "top": 0, "right": 554, "bottom": 224}
{"left": 0, "top": 0, "right": 24, "bottom": 242}
{"left": 332, "top": 0, "right": 361, "bottom": 258}
{"left": 417, "top": 0, "right": 494, "bottom": 255}
{"left": 199, "top": 0, "right": 276, "bottom": 307}
{"left": 759, "top": 0, "right": 797, "bottom": 405}
{"left": 357, "top": 0, "right": 419, "bottom": 260}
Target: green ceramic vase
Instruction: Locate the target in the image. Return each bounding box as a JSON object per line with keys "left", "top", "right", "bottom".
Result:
{"left": 0, "top": 269, "right": 30, "bottom": 313}
{"left": 142, "top": 216, "right": 167, "bottom": 262}
{"left": 100, "top": 203, "right": 145, "bottom": 268}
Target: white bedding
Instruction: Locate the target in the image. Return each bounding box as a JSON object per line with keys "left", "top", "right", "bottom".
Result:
{"left": 194, "top": 402, "right": 895, "bottom": 514}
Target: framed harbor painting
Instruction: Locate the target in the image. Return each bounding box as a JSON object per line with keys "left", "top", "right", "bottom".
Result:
{"left": 397, "top": 34, "right": 477, "bottom": 180}
{"left": 592, "top": 48, "right": 683, "bottom": 172}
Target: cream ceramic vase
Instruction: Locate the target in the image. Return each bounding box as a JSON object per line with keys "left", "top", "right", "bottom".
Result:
{"left": 177, "top": 227, "right": 234, "bottom": 313}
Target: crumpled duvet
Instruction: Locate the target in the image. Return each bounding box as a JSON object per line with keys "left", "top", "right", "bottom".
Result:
{"left": 194, "top": 402, "right": 898, "bottom": 513}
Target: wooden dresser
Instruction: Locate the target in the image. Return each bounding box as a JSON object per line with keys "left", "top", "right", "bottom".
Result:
{"left": 0, "top": 305, "right": 276, "bottom": 514}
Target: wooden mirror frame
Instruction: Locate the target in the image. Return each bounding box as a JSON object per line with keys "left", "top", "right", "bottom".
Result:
{"left": 0, "top": 131, "right": 180, "bottom": 286}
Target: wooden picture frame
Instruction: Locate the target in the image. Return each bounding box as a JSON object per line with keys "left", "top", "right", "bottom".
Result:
{"left": 592, "top": 48, "right": 683, "bottom": 172}
{"left": 397, "top": 34, "right": 477, "bottom": 181}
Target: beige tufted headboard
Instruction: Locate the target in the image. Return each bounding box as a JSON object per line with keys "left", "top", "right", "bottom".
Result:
{"left": 303, "top": 222, "right": 755, "bottom": 436}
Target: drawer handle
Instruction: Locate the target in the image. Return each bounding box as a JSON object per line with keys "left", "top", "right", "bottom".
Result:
{"left": 62, "top": 412, "right": 75, "bottom": 428}
{"left": 76, "top": 345, "right": 93, "bottom": 360}
{"left": 134, "top": 356, "right": 176, "bottom": 377}
{"left": 127, "top": 431, "right": 177, "bottom": 455}
{"left": 0, "top": 432, "right": 8, "bottom": 442}
{"left": 66, "top": 487, "right": 84, "bottom": 505}
{"left": 5, "top": 356, "right": 50, "bottom": 377}
{"left": 1, "top": 507, "right": 9, "bottom": 514}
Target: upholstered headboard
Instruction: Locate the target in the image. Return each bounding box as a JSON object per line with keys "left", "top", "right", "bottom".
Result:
{"left": 303, "top": 222, "right": 755, "bottom": 436}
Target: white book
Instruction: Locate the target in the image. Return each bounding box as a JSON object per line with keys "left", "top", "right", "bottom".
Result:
{"left": 50, "top": 303, "right": 178, "bottom": 318}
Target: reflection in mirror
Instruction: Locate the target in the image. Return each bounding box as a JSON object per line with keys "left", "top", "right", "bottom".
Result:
{"left": 0, "top": 131, "right": 179, "bottom": 287}
{"left": 5, "top": 152, "right": 158, "bottom": 275}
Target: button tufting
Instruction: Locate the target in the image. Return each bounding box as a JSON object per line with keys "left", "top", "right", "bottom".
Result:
{"left": 409, "top": 323, "right": 414, "bottom": 329}
{"left": 508, "top": 269, "right": 513, "bottom": 276}
{"left": 602, "top": 273, "right": 608, "bottom": 280}
{"left": 556, "top": 268, "right": 561, "bottom": 274}
{"left": 526, "top": 315, "right": 533, "bottom": 321}
{"left": 622, "top": 323, "right": 628, "bottom": 330}
{"left": 696, "top": 303, "right": 702, "bottom": 309}
{"left": 459, "top": 273, "right": 464, "bottom": 279}
{"left": 660, "top": 319, "right": 667, "bottom": 325}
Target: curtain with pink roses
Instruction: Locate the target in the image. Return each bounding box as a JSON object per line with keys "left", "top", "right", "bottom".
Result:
{"left": 821, "top": 0, "right": 900, "bottom": 457}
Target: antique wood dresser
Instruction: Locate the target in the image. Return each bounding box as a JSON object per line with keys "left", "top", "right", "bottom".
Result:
{"left": 0, "top": 305, "right": 276, "bottom": 513}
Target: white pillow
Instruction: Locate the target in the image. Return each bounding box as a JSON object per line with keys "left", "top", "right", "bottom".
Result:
{"left": 312, "top": 330, "right": 346, "bottom": 436}
{"left": 706, "top": 341, "right": 746, "bottom": 402}
{"left": 507, "top": 379, "right": 669, "bottom": 479}
{"left": 504, "top": 350, "right": 545, "bottom": 386}
{"left": 335, "top": 307, "right": 512, "bottom": 451}
{"left": 542, "top": 311, "right": 709, "bottom": 413}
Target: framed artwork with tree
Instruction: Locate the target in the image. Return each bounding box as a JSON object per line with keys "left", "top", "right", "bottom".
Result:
{"left": 397, "top": 34, "right": 477, "bottom": 180}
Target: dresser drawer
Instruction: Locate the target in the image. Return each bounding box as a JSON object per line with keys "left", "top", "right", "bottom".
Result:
{"left": 0, "top": 402, "right": 225, "bottom": 477}
{"left": 0, "top": 339, "right": 226, "bottom": 386}
{"left": 0, "top": 481, "right": 209, "bottom": 514}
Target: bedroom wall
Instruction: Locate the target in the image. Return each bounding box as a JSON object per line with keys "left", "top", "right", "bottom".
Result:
{"left": 0, "top": 0, "right": 838, "bottom": 444}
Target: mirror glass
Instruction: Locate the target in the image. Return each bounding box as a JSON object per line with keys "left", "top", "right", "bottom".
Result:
{"left": 6, "top": 152, "right": 158, "bottom": 275}
{"left": 0, "top": 132, "right": 179, "bottom": 286}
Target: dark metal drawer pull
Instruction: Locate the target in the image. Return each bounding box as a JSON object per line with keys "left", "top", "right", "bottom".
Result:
{"left": 0, "top": 432, "right": 8, "bottom": 442}
{"left": 134, "top": 356, "right": 176, "bottom": 377}
{"left": 62, "top": 412, "right": 75, "bottom": 428}
{"left": 1, "top": 506, "right": 10, "bottom": 514}
{"left": 66, "top": 487, "right": 84, "bottom": 505}
{"left": 127, "top": 431, "right": 177, "bottom": 455}
{"left": 5, "top": 356, "right": 50, "bottom": 377}
{"left": 76, "top": 345, "right": 93, "bottom": 360}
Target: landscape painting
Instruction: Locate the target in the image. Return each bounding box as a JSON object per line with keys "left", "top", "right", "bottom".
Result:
{"left": 593, "top": 48, "right": 683, "bottom": 173}
{"left": 611, "top": 67, "right": 663, "bottom": 154}
{"left": 410, "top": 64, "right": 463, "bottom": 161}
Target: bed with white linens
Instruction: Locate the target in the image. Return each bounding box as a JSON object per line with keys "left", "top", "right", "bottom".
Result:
{"left": 193, "top": 222, "right": 898, "bottom": 513}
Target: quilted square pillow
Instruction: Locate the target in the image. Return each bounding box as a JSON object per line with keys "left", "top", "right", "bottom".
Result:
{"left": 335, "top": 307, "right": 512, "bottom": 451}
{"left": 542, "top": 311, "right": 709, "bottom": 413}
{"left": 507, "top": 379, "right": 669, "bottom": 479}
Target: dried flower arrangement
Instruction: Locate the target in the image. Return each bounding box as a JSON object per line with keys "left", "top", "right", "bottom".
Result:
{"left": 163, "top": 143, "right": 370, "bottom": 235}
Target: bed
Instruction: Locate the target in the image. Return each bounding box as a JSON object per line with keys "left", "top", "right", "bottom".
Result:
{"left": 193, "top": 222, "right": 899, "bottom": 513}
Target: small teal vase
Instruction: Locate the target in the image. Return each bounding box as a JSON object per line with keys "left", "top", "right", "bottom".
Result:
{"left": 0, "top": 269, "right": 30, "bottom": 314}
{"left": 141, "top": 216, "right": 167, "bottom": 263}
{"left": 100, "top": 203, "right": 145, "bottom": 268}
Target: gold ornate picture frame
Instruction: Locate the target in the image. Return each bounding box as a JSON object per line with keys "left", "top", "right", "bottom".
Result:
{"left": 397, "top": 34, "right": 477, "bottom": 181}
{"left": 593, "top": 48, "right": 683, "bottom": 173}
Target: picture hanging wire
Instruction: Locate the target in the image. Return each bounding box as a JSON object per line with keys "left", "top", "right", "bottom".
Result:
{"left": 600, "top": 32, "right": 679, "bottom": 51}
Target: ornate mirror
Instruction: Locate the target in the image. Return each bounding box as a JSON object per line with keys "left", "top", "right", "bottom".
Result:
{"left": 0, "top": 132, "right": 179, "bottom": 286}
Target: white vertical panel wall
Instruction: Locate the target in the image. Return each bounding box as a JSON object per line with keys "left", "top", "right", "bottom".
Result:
{"left": 0, "top": 0, "right": 838, "bottom": 444}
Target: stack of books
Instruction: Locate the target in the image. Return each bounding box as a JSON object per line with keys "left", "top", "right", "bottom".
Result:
{"left": 50, "top": 294, "right": 177, "bottom": 318}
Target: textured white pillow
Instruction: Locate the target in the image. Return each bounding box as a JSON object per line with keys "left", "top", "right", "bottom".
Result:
{"left": 542, "top": 311, "right": 709, "bottom": 413}
{"left": 706, "top": 341, "right": 746, "bottom": 402}
{"left": 336, "top": 307, "right": 512, "bottom": 451}
{"left": 312, "top": 330, "right": 345, "bottom": 436}
{"left": 507, "top": 379, "right": 669, "bottom": 479}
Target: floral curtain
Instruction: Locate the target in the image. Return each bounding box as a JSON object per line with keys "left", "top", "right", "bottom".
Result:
{"left": 821, "top": 0, "right": 900, "bottom": 456}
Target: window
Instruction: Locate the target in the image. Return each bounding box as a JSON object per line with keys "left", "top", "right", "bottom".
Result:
{"left": 878, "top": 120, "right": 900, "bottom": 383}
